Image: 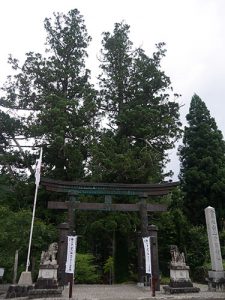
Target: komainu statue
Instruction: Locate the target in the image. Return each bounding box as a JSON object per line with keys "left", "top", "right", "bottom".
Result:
{"left": 40, "top": 242, "right": 58, "bottom": 265}
{"left": 170, "top": 245, "right": 185, "bottom": 265}
{"left": 163, "top": 244, "right": 200, "bottom": 294}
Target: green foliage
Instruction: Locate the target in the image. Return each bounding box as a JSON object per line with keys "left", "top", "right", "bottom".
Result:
{"left": 90, "top": 22, "right": 181, "bottom": 183}
{"left": 160, "top": 276, "right": 170, "bottom": 285}
{"left": 0, "top": 9, "right": 98, "bottom": 181}
{"left": 103, "top": 256, "right": 114, "bottom": 274}
{"left": 103, "top": 256, "right": 114, "bottom": 284}
{"left": 191, "top": 266, "right": 208, "bottom": 283}
{"left": 155, "top": 188, "right": 209, "bottom": 276}
{"left": 185, "top": 226, "right": 208, "bottom": 271}
{"left": 219, "top": 229, "right": 225, "bottom": 260}
{"left": 0, "top": 8, "right": 98, "bottom": 279}
{"left": 179, "top": 94, "right": 225, "bottom": 225}
{"left": 75, "top": 253, "right": 100, "bottom": 283}
{"left": 0, "top": 206, "right": 57, "bottom": 282}
{"left": 0, "top": 8, "right": 184, "bottom": 284}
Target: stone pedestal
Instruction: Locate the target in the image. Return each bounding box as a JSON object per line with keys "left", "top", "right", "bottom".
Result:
{"left": 35, "top": 265, "right": 58, "bottom": 289}
{"left": 163, "top": 245, "right": 199, "bottom": 294}
{"left": 28, "top": 288, "right": 62, "bottom": 299}
{"left": 28, "top": 265, "right": 62, "bottom": 298}
{"left": 164, "top": 264, "right": 200, "bottom": 294}
{"left": 7, "top": 271, "right": 33, "bottom": 298}
{"left": 6, "top": 284, "right": 33, "bottom": 298}
{"left": 18, "top": 271, "right": 33, "bottom": 285}
{"left": 207, "top": 270, "right": 225, "bottom": 292}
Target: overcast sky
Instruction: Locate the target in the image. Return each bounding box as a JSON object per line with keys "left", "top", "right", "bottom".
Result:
{"left": 1, "top": 0, "right": 225, "bottom": 179}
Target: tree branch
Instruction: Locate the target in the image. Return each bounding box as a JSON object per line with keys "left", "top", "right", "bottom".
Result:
{"left": 12, "top": 137, "right": 34, "bottom": 175}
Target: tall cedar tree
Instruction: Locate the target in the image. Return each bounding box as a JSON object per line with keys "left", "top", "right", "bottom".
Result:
{"left": 90, "top": 23, "right": 181, "bottom": 183}
{"left": 0, "top": 9, "right": 98, "bottom": 183}
{"left": 87, "top": 22, "right": 181, "bottom": 282}
{"left": 179, "top": 94, "right": 225, "bottom": 225}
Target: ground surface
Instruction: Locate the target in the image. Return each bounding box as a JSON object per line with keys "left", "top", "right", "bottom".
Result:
{"left": 1, "top": 283, "right": 225, "bottom": 300}
{"left": 61, "top": 283, "right": 225, "bottom": 300}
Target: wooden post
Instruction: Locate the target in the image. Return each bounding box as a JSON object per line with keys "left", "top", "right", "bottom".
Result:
{"left": 112, "top": 230, "right": 116, "bottom": 284}
{"left": 138, "top": 195, "right": 149, "bottom": 285}
{"left": 150, "top": 235, "right": 156, "bottom": 297}
{"left": 13, "top": 250, "right": 18, "bottom": 284}
{"left": 57, "top": 223, "right": 70, "bottom": 286}
{"left": 148, "top": 225, "right": 160, "bottom": 291}
{"left": 151, "top": 276, "right": 156, "bottom": 297}
{"left": 69, "top": 273, "right": 73, "bottom": 298}
{"left": 68, "top": 195, "right": 76, "bottom": 232}
{"left": 67, "top": 195, "right": 76, "bottom": 298}
{"left": 68, "top": 231, "right": 76, "bottom": 299}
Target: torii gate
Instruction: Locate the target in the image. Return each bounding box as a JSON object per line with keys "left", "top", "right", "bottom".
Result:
{"left": 41, "top": 178, "right": 178, "bottom": 287}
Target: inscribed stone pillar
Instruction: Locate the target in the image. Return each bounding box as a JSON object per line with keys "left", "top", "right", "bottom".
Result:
{"left": 205, "top": 206, "right": 223, "bottom": 271}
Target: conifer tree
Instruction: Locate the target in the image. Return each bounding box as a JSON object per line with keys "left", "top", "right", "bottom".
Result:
{"left": 91, "top": 22, "right": 181, "bottom": 183}
{"left": 179, "top": 94, "right": 225, "bottom": 225}
{"left": 89, "top": 22, "right": 182, "bottom": 282}
{"left": 0, "top": 9, "right": 98, "bottom": 182}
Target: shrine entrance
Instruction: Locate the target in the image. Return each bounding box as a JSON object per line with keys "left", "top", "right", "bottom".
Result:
{"left": 40, "top": 178, "right": 178, "bottom": 288}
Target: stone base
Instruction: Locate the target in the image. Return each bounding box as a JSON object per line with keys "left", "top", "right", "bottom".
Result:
{"left": 207, "top": 271, "right": 225, "bottom": 291}
{"left": 6, "top": 284, "right": 33, "bottom": 298}
{"left": 169, "top": 279, "right": 194, "bottom": 288}
{"left": 170, "top": 265, "right": 190, "bottom": 281}
{"left": 35, "top": 264, "right": 59, "bottom": 290}
{"left": 18, "top": 271, "right": 33, "bottom": 285}
{"left": 208, "top": 270, "right": 225, "bottom": 280}
{"left": 163, "top": 278, "right": 200, "bottom": 294}
{"left": 38, "top": 265, "right": 58, "bottom": 280}
{"left": 35, "top": 278, "right": 59, "bottom": 289}
{"left": 164, "top": 263, "right": 200, "bottom": 294}
{"left": 163, "top": 285, "right": 200, "bottom": 294}
{"left": 28, "top": 288, "right": 62, "bottom": 299}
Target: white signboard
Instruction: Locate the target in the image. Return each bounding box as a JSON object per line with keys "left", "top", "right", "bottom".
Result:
{"left": 65, "top": 236, "right": 78, "bottom": 274}
{"left": 143, "top": 236, "right": 151, "bottom": 274}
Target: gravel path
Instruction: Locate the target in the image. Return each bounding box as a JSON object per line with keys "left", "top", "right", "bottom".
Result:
{"left": 1, "top": 283, "right": 225, "bottom": 300}
{"left": 60, "top": 283, "right": 225, "bottom": 300}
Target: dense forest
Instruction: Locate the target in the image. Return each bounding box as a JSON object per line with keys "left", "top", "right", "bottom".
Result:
{"left": 0, "top": 9, "right": 225, "bottom": 283}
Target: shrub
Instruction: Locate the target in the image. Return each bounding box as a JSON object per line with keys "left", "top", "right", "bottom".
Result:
{"left": 75, "top": 253, "right": 100, "bottom": 283}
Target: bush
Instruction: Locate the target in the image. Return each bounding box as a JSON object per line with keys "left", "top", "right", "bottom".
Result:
{"left": 75, "top": 253, "right": 100, "bottom": 283}
{"left": 191, "top": 266, "right": 208, "bottom": 283}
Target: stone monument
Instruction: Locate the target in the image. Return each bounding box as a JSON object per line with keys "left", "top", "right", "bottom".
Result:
{"left": 28, "top": 242, "right": 62, "bottom": 298}
{"left": 35, "top": 242, "right": 59, "bottom": 289}
{"left": 163, "top": 245, "right": 200, "bottom": 294}
{"left": 205, "top": 206, "right": 225, "bottom": 291}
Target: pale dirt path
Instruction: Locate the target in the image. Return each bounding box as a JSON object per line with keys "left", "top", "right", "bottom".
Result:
{"left": 1, "top": 283, "right": 225, "bottom": 300}
{"left": 60, "top": 283, "right": 225, "bottom": 300}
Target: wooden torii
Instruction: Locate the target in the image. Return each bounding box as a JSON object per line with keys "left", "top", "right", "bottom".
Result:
{"left": 41, "top": 178, "right": 178, "bottom": 287}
